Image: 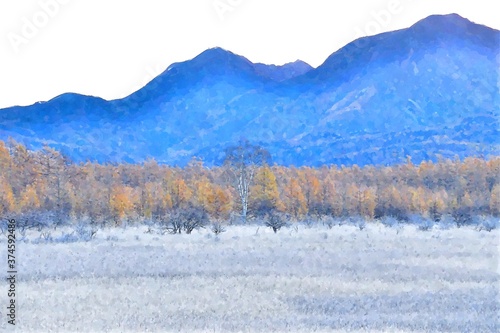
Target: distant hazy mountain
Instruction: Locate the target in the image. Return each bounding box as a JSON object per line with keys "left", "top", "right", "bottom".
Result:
{"left": 0, "top": 14, "right": 498, "bottom": 166}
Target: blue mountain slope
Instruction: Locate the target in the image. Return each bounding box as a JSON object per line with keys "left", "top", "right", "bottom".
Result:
{"left": 0, "top": 14, "right": 498, "bottom": 166}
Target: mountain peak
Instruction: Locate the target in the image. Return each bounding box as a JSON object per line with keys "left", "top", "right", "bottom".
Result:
{"left": 411, "top": 13, "right": 473, "bottom": 30}
{"left": 282, "top": 60, "right": 314, "bottom": 71}
{"left": 192, "top": 47, "right": 247, "bottom": 64}
{"left": 254, "top": 60, "right": 313, "bottom": 81}
{"left": 409, "top": 13, "right": 498, "bottom": 49}
{"left": 198, "top": 47, "right": 235, "bottom": 57}
{"left": 182, "top": 47, "right": 256, "bottom": 76}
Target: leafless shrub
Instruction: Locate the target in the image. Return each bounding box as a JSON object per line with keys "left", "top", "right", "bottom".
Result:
{"left": 166, "top": 207, "right": 209, "bottom": 234}
{"left": 165, "top": 213, "right": 183, "bottom": 234}
{"left": 347, "top": 216, "right": 366, "bottom": 231}
{"left": 18, "top": 228, "right": 27, "bottom": 242}
{"left": 265, "top": 212, "right": 287, "bottom": 233}
{"left": 0, "top": 219, "right": 8, "bottom": 236}
{"left": 476, "top": 216, "right": 498, "bottom": 232}
{"left": 321, "top": 216, "right": 336, "bottom": 229}
{"left": 39, "top": 231, "right": 53, "bottom": 242}
{"left": 74, "top": 223, "right": 98, "bottom": 241}
{"left": 211, "top": 222, "right": 226, "bottom": 235}
{"left": 303, "top": 218, "right": 315, "bottom": 228}
{"left": 452, "top": 208, "right": 473, "bottom": 228}
{"left": 409, "top": 215, "right": 434, "bottom": 231}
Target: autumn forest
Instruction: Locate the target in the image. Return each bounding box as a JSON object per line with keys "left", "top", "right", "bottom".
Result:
{"left": 1, "top": 139, "right": 499, "bottom": 231}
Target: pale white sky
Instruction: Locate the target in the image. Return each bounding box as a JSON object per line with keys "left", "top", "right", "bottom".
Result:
{"left": 0, "top": 0, "right": 498, "bottom": 109}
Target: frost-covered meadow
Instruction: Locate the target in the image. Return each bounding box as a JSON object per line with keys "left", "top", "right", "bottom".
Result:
{"left": 1, "top": 221, "right": 499, "bottom": 332}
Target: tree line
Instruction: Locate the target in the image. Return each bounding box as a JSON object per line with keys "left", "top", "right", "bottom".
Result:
{"left": 0, "top": 139, "right": 499, "bottom": 228}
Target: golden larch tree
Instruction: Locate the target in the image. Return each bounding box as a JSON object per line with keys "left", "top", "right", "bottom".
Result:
{"left": 360, "top": 187, "right": 377, "bottom": 219}
{"left": 168, "top": 178, "right": 192, "bottom": 209}
{"left": 283, "top": 178, "right": 307, "bottom": 218}
{"left": 0, "top": 176, "right": 16, "bottom": 214}
{"left": 489, "top": 184, "right": 500, "bottom": 216}
{"left": 250, "top": 165, "right": 283, "bottom": 213}
{"left": 109, "top": 186, "right": 137, "bottom": 222}
{"left": 18, "top": 184, "right": 41, "bottom": 212}
{"left": 207, "top": 186, "right": 232, "bottom": 219}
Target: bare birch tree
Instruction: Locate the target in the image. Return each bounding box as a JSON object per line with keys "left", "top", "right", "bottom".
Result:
{"left": 223, "top": 140, "right": 271, "bottom": 223}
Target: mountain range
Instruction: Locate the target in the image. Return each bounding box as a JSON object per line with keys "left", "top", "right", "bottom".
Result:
{"left": 0, "top": 14, "right": 498, "bottom": 166}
